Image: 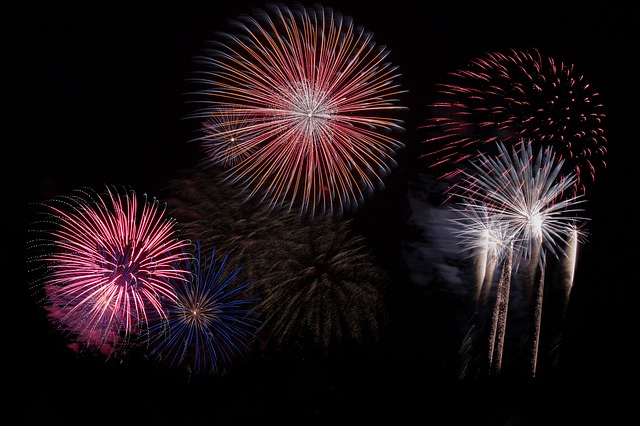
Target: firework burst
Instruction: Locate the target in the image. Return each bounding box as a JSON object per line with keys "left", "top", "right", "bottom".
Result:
{"left": 449, "top": 203, "right": 513, "bottom": 306}
{"left": 197, "top": 107, "right": 259, "bottom": 168}
{"left": 422, "top": 48, "right": 606, "bottom": 199}
{"left": 188, "top": 2, "right": 407, "bottom": 218}
{"left": 250, "top": 216, "right": 390, "bottom": 352}
{"left": 456, "top": 139, "right": 588, "bottom": 271}
{"left": 161, "top": 167, "right": 390, "bottom": 353}
{"left": 27, "top": 185, "right": 192, "bottom": 356}
{"left": 148, "top": 242, "right": 261, "bottom": 376}
{"left": 450, "top": 139, "right": 588, "bottom": 377}
{"left": 161, "top": 165, "right": 303, "bottom": 266}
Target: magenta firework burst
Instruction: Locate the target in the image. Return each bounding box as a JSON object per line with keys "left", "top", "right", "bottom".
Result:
{"left": 189, "top": 3, "right": 407, "bottom": 218}
{"left": 422, "top": 48, "right": 607, "bottom": 198}
{"left": 27, "top": 185, "right": 192, "bottom": 356}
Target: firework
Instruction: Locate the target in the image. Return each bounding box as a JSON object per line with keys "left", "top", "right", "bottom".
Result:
{"left": 27, "top": 185, "right": 192, "bottom": 356}
{"left": 196, "top": 106, "right": 259, "bottom": 168}
{"left": 147, "top": 242, "right": 261, "bottom": 376}
{"left": 188, "top": 2, "right": 407, "bottom": 218}
{"left": 161, "top": 167, "right": 390, "bottom": 353}
{"left": 161, "top": 165, "right": 303, "bottom": 265}
{"left": 487, "top": 240, "right": 513, "bottom": 375}
{"left": 456, "top": 139, "right": 588, "bottom": 271}
{"left": 449, "top": 203, "right": 515, "bottom": 377}
{"left": 450, "top": 139, "right": 588, "bottom": 376}
{"left": 250, "top": 215, "right": 390, "bottom": 352}
{"left": 422, "top": 48, "right": 607, "bottom": 199}
{"left": 449, "top": 203, "right": 513, "bottom": 305}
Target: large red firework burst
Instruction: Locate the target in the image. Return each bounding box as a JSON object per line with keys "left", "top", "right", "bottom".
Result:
{"left": 188, "top": 2, "right": 407, "bottom": 218}
{"left": 421, "top": 48, "right": 607, "bottom": 199}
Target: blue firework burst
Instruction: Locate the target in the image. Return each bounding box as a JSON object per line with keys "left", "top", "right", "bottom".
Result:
{"left": 148, "top": 242, "right": 261, "bottom": 375}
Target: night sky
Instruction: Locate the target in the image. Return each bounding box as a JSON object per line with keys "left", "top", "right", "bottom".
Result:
{"left": 8, "top": 1, "right": 637, "bottom": 424}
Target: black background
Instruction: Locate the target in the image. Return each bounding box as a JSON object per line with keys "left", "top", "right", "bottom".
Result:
{"left": 7, "top": 1, "right": 638, "bottom": 424}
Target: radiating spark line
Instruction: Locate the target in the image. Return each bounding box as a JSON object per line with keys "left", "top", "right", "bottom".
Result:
{"left": 28, "top": 185, "right": 192, "bottom": 356}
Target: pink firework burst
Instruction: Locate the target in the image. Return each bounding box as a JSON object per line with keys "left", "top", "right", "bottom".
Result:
{"left": 28, "top": 185, "right": 192, "bottom": 356}
{"left": 188, "top": 2, "right": 407, "bottom": 218}
{"left": 421, "top": 48, "right": 607, "bottom": 199}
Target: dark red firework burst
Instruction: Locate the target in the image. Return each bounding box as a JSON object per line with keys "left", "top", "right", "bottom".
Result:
{"left": 421, "top": 48, "right": 607, "bottom": 198}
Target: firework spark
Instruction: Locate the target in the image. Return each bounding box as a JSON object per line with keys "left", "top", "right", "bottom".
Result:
{"left": 27, "top": 185, "right": 192, "bottom": 356}
{"left": 422, "top": 48, "right": 606, "bottom": 199}
{"left": 188, "top": 2, "right": 407, "bottom": 218}
{"left": 148, "top": 242, "right": 261, "bottom": 376}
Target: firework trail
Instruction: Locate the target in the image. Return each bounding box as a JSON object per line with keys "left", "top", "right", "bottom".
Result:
{"left": 147, "top": 242, "right": 261, "bottom": 376}
{"left": 422, "top": 48, "right": 607, "bottom": 200}
{"left": 560, "top": 225, "right": 582, "bottom": 311}
{"left": 450, "top": 203, "right": 514, "bottom": 378}
{"left": 450, "top": 205, "right": 516, "bottom": 377}
{"left": 188, "top": 2, "right": 407, "bottom": 218}
{"left": 529, "top": 258, "right": 546, "bottom": 377}
{"left": 488, "top": 241, "right": 513, "bottom": 374}
{"left": 451, "top": 139, "right": 588, "bottom": 376}
{"left": 545, "top": 224, "right": 585, "bottom": 369}
{"left": 27, "top": 185, "right": 192, "bottom": 357}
